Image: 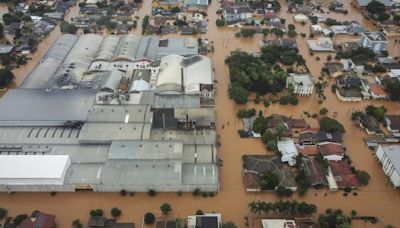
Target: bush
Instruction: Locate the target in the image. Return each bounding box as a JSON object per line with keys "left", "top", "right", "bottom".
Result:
{"left": 90, "top": 209, "right": 104, "bottom": 217}
{"left": 193, "top": 188, "right": 201, "bottom": 196}
{"left": 144, "top": 212, "right": 155, "bottom": 224}
{"left": 120, "top": 189, "right": 127, "bottom": 196}
{"left": 201, "top": 192, "right": 208, "bottom": 197}
{"left": 160, "top": 203, "right": 172, "bottom": 215}
{"left": 148, "top": 189, "right": 156, "bottom": 196}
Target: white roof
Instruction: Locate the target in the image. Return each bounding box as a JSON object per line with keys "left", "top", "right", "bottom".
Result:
{"left": 293, "top": 14, "right": 308, "bottom": 21}
{"left": 156, "top": 55, "right": 213, "bottom": 94}
{"left": 0, "top": 155, "right": 70, "bottom": 179}
{"left": 129, "top": 79, "right": 151, "bottom": 92}
{"left": 277, "top": 138, "right": 298, "bottom": 155}
{"left": 262, "top": 219, "right": 296, "bottom": 228}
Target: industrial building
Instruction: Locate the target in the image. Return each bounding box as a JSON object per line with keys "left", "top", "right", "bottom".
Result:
{"left": 0, "top": 34, "right": 218, "bottom": 192}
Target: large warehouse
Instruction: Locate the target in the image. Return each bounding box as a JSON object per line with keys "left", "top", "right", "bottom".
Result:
{"left": 0, "top": 34, "right": 218, "bottom": 192}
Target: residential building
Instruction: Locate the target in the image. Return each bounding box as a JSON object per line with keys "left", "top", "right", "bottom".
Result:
{"left": 369, "top": 84, "right": 387, "bottom": 100}
{"left": 242, "top": 155, "right": 297, "bottom": 191}
{"left": 360, "top": 115, "right": 381, "bottom": 134}
{"left": 286, "top": 73, "right": 314, "bottom": 96}
{"left": 299, "top": 130, "right": 343, "bottom": 145}
{"left": 88, "top": 216, "right": 134, "bottom": 228}
{"left": 307, "top": 37, "right": 334, "bottom": 52}
{"left": 187, "top": 213, "right": 222, "bottom": 228}
{"left": 19, "top": 211, "right": 56, "bottom": 228}
{"left": 329, "top": 160, "right": 360, "bottom": 189}
{"left": 385, "top": 115, "right": 400, "bottom": 137}
{"left": 300, "top": 158, "right": 328, "bottom": 186}
{"left": 317, "top": 142, "right": 345, "bottom": 161}
{"left": 186, "top": 0, "right": 209, "bottom": 7}
{"left": 277, "top": 138, "right": 299, "bottom": 166}
{"left": 223, "top": 6, "right": 253, "bottom": 23}
{"left": 360, "top": 32, "right": 388, "bottom": 53}
{"left": 376, "top": 145, "right": 400, "bottom": 188}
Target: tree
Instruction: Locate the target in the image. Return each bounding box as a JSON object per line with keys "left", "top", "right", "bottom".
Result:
{"left": 111, "top": 207, "right": 121, "bottom": 217}
{"left": 13, "top": 214, "right": 28, "bottom": 226}
{"left": 0, "top": 68, "right": 14, "bottom": 88}
{"left": 144, "top": 212, "right": 155, "bottom": 224}
{"left": 365, "top": 105, "right": 387, "bottom": 122}
{"left": 252, "top": 116, "right": 268, "bottom": 134}
{"left": 0, "top": 23, "right": 3, "bottom": 37}
{"left": 90, "top": 209, "right": 104, "bottom": 217}
{"left": 386, "top": 80, "right": 400, "bottom": 100}
{"left": 319, "top": 117, "right": 345, "bottom": 133}
{"left": 72, "top": 219, "right": 83, "bottom": 228}
{"left": 193, "top": 188, "right": 201, "bottom": 196}
{"left": 276, "top": 123, "right": 288, "bottom": 139}
{"left": 160, "top": 203, "right": 172, "bottom": 215}
{"left": 196, "top": 209, "right": 204, "bottom": 215}
{"left": 0, "top": 207, "right": 7, "bottom": 220}
{"left": 262, "top": 130, "right": 276, "bottom": 143}
{"left": 287, "top": 29, "right": 297, "bottom": 37}
{"left": 276, "top": 186, "right": 293, "bottom": 197}
{"left": 260, "top": 171, "right": 279, "bottom": 190}
{"left": 320, "top": 107, "right": 328, "bottom": 115}
{"left": 228, "top": 86, "right": 249, "bottom": 104}
{"left": 355, "top": 170, "right": 371, "bottom": 185}
{"left": 222, "top": 222, "right": 237, "bottom": 228}
{"left": 170, "top": 6, "right": 180, "bottom": 13}
{"left": 60, "top": 21, "right": 77, "bottom": 34}
{"left": 240, "top": 28, "right": 257, "bottom": 38}
{"left": 319, "top": 209, "right": 351, "bottom": 228}
{"left": 366, "top": 0, "right": 386, "bottom": 15}
{"left": 142, "top": 15, "right": 150, "bottom": 35}
{"left": 298, "top": 202, "right": 317, "bottom": 215}
{"left": 216, "top": 19, "right": 225, "bottom": 27}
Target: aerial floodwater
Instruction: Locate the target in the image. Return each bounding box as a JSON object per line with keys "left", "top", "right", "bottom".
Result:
{"left": 0, "top": 0, "right": 400, "bottom": 228}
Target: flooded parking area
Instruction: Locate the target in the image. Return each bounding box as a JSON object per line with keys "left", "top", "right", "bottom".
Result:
{"left": 1, "top": 0, "right": 400, "bottom": 227}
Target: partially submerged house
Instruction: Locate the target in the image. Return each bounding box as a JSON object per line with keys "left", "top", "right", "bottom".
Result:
{"left": 317, "top": 142, "right": 345, "bottom": 161}
{"left": 277, "top": 138, "right": 299, "bottom": 166}
{"left": 376, "top": 145, "right": 400, "bottom": 188}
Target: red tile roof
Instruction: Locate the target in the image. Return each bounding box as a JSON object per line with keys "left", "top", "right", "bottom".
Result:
{"left": 297, "top": 145, "right": 319, "bottom": 156}
{"left": 369, "top": 84, "right": 387, "bottom": 97}
{"left": 329, "top": 160, "right": 360, "bottom": 188}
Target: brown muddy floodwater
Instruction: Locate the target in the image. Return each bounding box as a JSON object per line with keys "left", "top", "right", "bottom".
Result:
{"left": 1, "top": 0, "right": 400, "bottom": 227}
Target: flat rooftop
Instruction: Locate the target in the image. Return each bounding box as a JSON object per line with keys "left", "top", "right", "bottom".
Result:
{"left": 0, "top": 89, "right": 96, "bottom": 126}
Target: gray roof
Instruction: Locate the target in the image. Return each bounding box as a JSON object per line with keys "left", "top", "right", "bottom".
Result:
{"left": 108, "top": 140, "right": 183, "bottom": 160}
{"left": 113, "top": 34, "right": 141, "bottom": 61}
{"left": 153, "top": 95, "right": 200, "bottom": 108}
{"left": 157, "top": 38, "right": 199, "bottom": 60}
{"left": 150, "top": 129, "right": 216, "bottom": 144}
{"left": 87, "top": 104, "right": 152, "bottom": 123}
{"left": 78, "top": 123, "right": 152, "bottom": 143}
{"left": 136, "top": 36, "right": 159, "bottom": 60}
{"left": 21, "top": 34, "right": 78, "bottom": 89}
{"left": 100, "top": 70, "right": 124, "bottom": 92}
{"left": 187, "top": 0, "right": 209, "bottom": 6}
{"left": 0, "top": 89, "right": 96, "bottom": 126}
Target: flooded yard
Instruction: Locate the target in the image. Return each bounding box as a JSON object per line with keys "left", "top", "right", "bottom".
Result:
{"left": 0, "top": 0, "right": 400, "bottom": 227}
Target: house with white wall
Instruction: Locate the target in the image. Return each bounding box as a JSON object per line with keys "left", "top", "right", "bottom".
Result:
{"left": 376, "top": 145, "right": 400, "bottom": 188}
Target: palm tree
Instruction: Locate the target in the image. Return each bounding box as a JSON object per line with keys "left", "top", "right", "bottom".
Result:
{"left": 248, "top": 201, "right": 258, "bottom": 216}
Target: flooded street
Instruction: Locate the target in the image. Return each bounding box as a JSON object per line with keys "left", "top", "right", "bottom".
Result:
{"left": 1, "top": 0, "right": 400, "bottom": 227}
